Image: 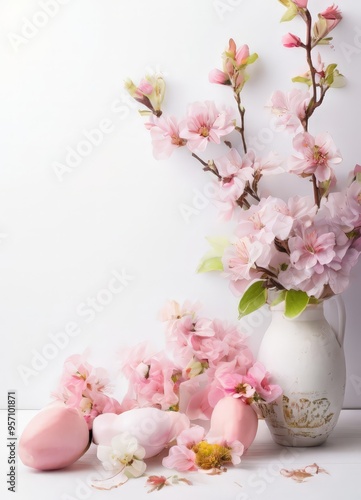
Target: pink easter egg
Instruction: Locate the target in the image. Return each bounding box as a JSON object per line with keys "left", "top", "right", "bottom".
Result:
{"left": 19, "top": 404, "right": 91, "bottom": 470}
{"left": 207, "top": 397, "right": 258, "bottom": 451}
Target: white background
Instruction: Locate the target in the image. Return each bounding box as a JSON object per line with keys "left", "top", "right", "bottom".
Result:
{"left": 0, "top": 0, "right": 360, "bottom": 410}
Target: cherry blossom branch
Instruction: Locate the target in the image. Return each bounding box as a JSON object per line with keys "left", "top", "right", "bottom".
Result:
{"left": 254, "top": 264, "right": 278, "bottom": 279}
{"left": 254, "top": 264, "right": 285, "bottom": 291}
{"left": 304, "top": 9, "right": 317, "bottom": 132}
{"left": 303, "top": 10, "right": 332, "bottom": 129}
{"left": 234, "top": 93, "right": 247, "bottom": 154}
{"left": 191, "top": 153, "right": 222, "bottom": 179}
{"left": 236, "top": 193, "right": 250, "bottom": 210}
{"left": 303, "top": 8, "right": 330, "bottom": 207}
{"left": 311, "top": 173, "right": 321, "bottom": 207}
{"left": 244, "top": 184, "right": 260, "bottom": 202}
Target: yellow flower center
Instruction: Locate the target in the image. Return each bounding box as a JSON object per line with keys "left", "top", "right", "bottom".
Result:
{"left": 235, "top": 383, "right": 248, "bottom": 394}
{"left": 198, "top": 126, "right": 209, "bottom": 137}
{"left": 313, "top": 145, "right": 327, "bottom": 165}
{"left": 192, "top": 441, "right": 232, "bottom": 470}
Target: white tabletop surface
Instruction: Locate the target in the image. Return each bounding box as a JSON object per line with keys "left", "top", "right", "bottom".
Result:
{"left": 2, "top": 409, "right": 361, "bottom": 500}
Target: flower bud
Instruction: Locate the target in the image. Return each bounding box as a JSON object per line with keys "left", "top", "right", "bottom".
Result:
{"left": 282, "top": 33, "right": 302, "bottom": 48}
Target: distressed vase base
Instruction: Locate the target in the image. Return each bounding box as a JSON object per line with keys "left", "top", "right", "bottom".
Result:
{"left": 268, "top": 429, "right": 330, "bottom": 447}
{"left": 259, "top": 394, "right": 340, "bottom": 447}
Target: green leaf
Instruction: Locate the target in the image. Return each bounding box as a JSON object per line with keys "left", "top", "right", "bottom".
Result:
{"left": 330, "top": 70, "right": 347, "bottom": 88}
{"left": 196, "top": 236, "right": 229, "bottom": 274}
{"left": 324, "top": 63, "right": 338, "bottom": 86}
{"left": 317, "top": 36, "right": 333, "bottom": 45}
{"left": 197, "top": 256, "right": 223, "bottom": 273}
{"left": 284, "top": 290, "right": 309, "bottom": 318}
{"left": 292, "top": 76, "right": 312, "bottom": 86}
{"left": 238, "top": 281, "right": 267, "bottom": 319}
{"left": 281, "top": 4, "right": 298, "bottom": 22}
{"left": 325, "top": 63, "right": 338, "bottom": 75}
{"left": 246, "top": 53, "right": 259, "bottom": 65}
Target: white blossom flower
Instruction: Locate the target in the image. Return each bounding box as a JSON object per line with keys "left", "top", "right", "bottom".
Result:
{"left": 92, "top": 433, "right": 147, "bottom": 490}
{"left": 97, "top": 432, "right": 146, "bottom": 478}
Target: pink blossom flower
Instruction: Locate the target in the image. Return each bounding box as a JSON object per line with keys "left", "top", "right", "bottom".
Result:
{"left": 210, "top": 320, "right": 254, "bottom": 367}
{"left": 207, "top": 361, "right": 248, "bottom": 408}
{"left": 209, "top": 68, "right": 231, "bottom": 85}
{"left": 287, "top": 195, "right": 317, "bottom": 227}
{"left": 279, "top": 222, "right": 357, "bottom": 297}
{"left": 213, "top": 149, "right": 255, "bottom": 219}
{"left": 222, "top": 236, "right": 270, "bottom": 282}
{"left": 321, "top": 181, "right": 361, "bottom": 232}
{"left": 289, "top": 225, "right": 336, "bottom": 271}
{"left": 289, "top": 132, "right": 342, "bottom": 183}
{"left": 235, "top": 196, "right": 294, "bottom": 243}
{"left": 52, "top": 353, "right": 122, "bottom": 429}
{"left": 251, "top": 151, "right": 284, "bottom": 176}
{"left": 313, "top": 5, "right": 342, "bottom": 42}
{"left": 268, "top": 89, "right": 310, "bottom": 133}
{"left": 120, "top": 347, "right": 180, "bottom": 411}
{"left": 216, "top": 148, "right": 254, "bottom": 187}
{"left": 136, "top": 355, "right": 179, "bottom": 410}
{"left": 180, "top": 101, "right": 235, "bottom": 152}
{"left": 245, "top": 362, "right": 283, "bottom": 403}
{"left": 222, "top": 439, "right": 244, "bottom": 465}
{"left": 190, "top": 336, "right": 228, "bottom": 368}
{"left": 163, "top": 424, "right": 244, "bottom": 472}
{"left": 326, "top": 247, "right": 360, "bottom": 294}
{"left": 178, "top": 374, "right": 213, "bottom": 420}
{"left": 278, "top": 266, "right": 326, "bottom": 298}
{"left": 282, "top": 33, "right": 302, "bottom": 48}
{"left": 177, "top": 425, "right": 206, "bottom": 447}
{"left": 118, "top": 340, "right": 155, "bottom": 381}
{"left": 145, "top": 115, "right": 186, "bottom": 159}
{"left": 319, "top": 4, "right": 342, "bottom": 32}
{"left": 215, "top": 370, "right": 256, "bottom": 402}
{"left": 158, "top": 299, "right": 201, "bottom": 322}
{"left": 162, "top": 445, "right": 197, "bottom": 471}
{"left": 213, "top": 150, "right": 284, "bottom": 221}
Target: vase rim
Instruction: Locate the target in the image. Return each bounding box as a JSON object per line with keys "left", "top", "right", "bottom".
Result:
{"left": 269, "top": 301, "right": 323, "bottom": 310}
{"left": 269, "top": 301, "right": 325, "bottom": 319}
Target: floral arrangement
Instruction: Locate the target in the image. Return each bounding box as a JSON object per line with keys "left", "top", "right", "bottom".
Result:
{"left": 18, "top": 0, "right": 361, "bottom": 492}
{"left": 19, "top": 301, "right": 281, "bottom": 488}
{"left": 118, "top": 300, "right": 281, "bottom": 419}
{"left": 126, "top": 1, "right": 361, "bottom": 319}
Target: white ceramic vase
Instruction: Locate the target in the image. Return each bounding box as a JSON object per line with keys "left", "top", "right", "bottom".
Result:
{"left": 257, "top": 296, "right": 346, "bottom": 447}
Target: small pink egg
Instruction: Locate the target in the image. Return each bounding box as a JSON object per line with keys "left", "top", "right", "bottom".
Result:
{"left": 207, "top": 397, "right": 258, "bottom": 451}
{"left": 19, "top": 404, "right": 91, "bottom": 470}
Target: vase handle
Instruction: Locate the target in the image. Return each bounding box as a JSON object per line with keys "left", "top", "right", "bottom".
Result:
{"left": 332, "top": 295, "right": 346, "bottom": 348}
